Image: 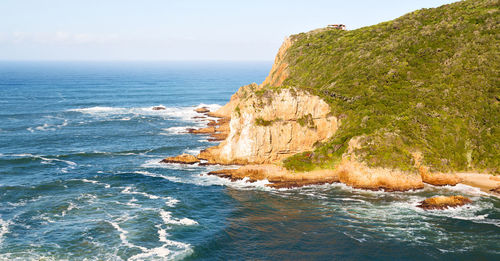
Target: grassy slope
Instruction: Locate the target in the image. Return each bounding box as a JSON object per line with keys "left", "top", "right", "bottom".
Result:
{"left": 274, "top": 0, "right": 499, "bottom": 173}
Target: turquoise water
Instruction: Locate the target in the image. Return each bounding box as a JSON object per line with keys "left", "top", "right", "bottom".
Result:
{"left": 0, "top": 62, "right": 499, "bottom": 260}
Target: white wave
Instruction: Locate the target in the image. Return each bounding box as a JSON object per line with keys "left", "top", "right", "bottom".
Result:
{"left": 121, "top": 186, "right": 160, "bottom": 200}
{"left": 437, "top": 183, "right": 489, "bottom": 197}
{"left": 81, "top": 179, "right": 98, "bottom": 184}
{"left": 61, "top": 202, "right": 78, "bottom": 217}
{"left": 76, "top": 193, "right": 98, "bottom": 203}
{"left": 133, "top": 170, "right": 183, "bottom": 183}
{"left": 6, "top": 153, "right": 77, "bottom": 168}
{"left": 161, "top": 126, "right": 189, "bottom": 135}
{"left": 108, "top": 220, "right": 147, "bottom": 251}
{"left": 70, "top": 106, "right": 123, "bottom": 114}
{"left": 140, "top": 158, "right": 204, "bottom": 170}
{"left": 74, "top": 178, "right": 111, "bottom": 188}
{"left": 119, "top": 184, "right": 178, "bottom": 207}
{"left": 159, "top": 210, "right": 198, "bottom": 226}
{"left": 109, "top": 216, "right": 192, "bottom": 261}
{"left": 0, "top": 217, "right": 11, "bottom": 244}
{"left": 69, "top": 104, "right": 222, "bottom": 123}
{"left": 183, "top": 147, "right": 203, "bottom": 155}
{"left": 28, "top": 119, "right": 69, "bottom": 132}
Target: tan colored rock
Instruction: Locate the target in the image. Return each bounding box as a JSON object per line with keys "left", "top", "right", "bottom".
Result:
{"left": 490, "top": 187, "right": 500, "bottom": 194}
{"left": 198, "top": 88, "right": 339, "bottom": 165}
{"left": 208, "top": 132, "right": 228, "bottom": 141}
{"left": 490, "top": 176, "right": 500, "bottom": 182}
{"left": 208, "top": 83, "right": 259, "bottom": 118}
{"left": 419, "top": 166, "right": 461, "bottom": 186}
{"left": 417, "top": 195, "right": 471, "bottom": 210}
{"left": 262, "top": 37, "right": 294, "bottom": 87}
{"left": 207, "top": 164, "right": 339, "bottom": 188}
{"left": 160, "top": 154, "right": 200, "bottom": 164}
{"left": 187, "top": 127, "right": 215, "bottom": 134}
{"left": 336, "top": 159, "right": 424, "bottom": 191}
{"left": 195, "top": 107, "right": 210, "bottom": 113}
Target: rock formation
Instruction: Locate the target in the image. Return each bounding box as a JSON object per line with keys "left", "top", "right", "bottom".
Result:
{"left": 417, "top": 195, "right": 471, "bottom": 210}
{"left": 207, "top": 164, "right": 339, "bottom": 189}
{"left": 160, "top": 154, "right": 200, "bottom": 164}
{"left": 152, "top": 106, "right": 166, "bottom": 110}
{"left": 194, "top": 107, "right": 210, "bottom": 113}
{"left": 197, "top": 87, "right": 338, "bottom": 164}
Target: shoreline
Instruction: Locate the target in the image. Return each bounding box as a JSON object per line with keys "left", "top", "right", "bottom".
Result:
{"left": 166, "top": 105, "right": 500, "bottom": 198}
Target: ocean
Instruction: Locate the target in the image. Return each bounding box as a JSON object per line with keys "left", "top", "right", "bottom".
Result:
{"left": 0, "top": 61, "right": 499, "bottom": 260}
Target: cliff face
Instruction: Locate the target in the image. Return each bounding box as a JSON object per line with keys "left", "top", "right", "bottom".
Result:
{"left": 198, "top": 86, "right": 338, "bottom": 164}
{"left": 261, "top": 37, "right": 293, "bottom": 87}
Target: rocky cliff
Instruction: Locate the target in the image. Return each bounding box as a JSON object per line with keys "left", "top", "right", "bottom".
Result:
{"left": 198, "top": 85, "right": 338, "bottom": 164}
{"left": 162, "top": 0, "right": 499, "bottom": 193}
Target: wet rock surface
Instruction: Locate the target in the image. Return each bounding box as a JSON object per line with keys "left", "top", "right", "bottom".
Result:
{"left": 160, "top": 154, "right": 200, "bottom": 164}
{"left": 417, "top": 195, "right": 471, "bottom": 210}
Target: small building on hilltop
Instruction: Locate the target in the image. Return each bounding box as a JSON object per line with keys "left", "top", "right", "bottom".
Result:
{"left": 328, "top": 24, "right": 346, "bottom": 30}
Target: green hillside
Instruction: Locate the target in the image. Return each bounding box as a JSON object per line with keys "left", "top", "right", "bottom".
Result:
{"left": 273, "top": 0, "right": 499, "bottom": 173}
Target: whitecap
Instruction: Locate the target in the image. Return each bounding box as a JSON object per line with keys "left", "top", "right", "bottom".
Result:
{"left": 0, "top": 217, "right": 11, "bottom": 244}
{"left": 108, "top": 217, "right": 192, "bottom": 261}
{"left": 161, "top": 126, "right": 189, "bottom": 135}
{"left": 121, "top": 186, "right": 160, "bottom": 200}
{"left": 159, "top": 210, "right": 198, "bottom": 226}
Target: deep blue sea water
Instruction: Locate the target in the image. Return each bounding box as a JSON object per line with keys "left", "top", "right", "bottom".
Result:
{"left": 0, "top": 61, "right": 499, "bottom": 260}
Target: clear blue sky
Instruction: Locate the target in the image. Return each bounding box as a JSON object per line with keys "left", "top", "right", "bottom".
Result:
{"left": 0, "top": 0, "right": 459, "bottom": 61}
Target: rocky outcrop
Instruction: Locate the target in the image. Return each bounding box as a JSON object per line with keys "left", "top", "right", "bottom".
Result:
{"left": 262, "top": 37, "right": 294, "bottom": 87}
{"left": 336, "top": 158, "right": 424, "bottom": 191}
{"left": 195, "top": 107, "right": 210, "bottom": 113}
{"left": 152, "top": 106, "right": 166, "bottom": 110}
{"left": 490, "top": 187, "right": 500, "bottom": 194}
{"left": 420, "top": 167, "right": 461, "bottom": 186}
{"left": 207, "top": 164, "right": 339, "bottom": 188}
{"left": 187, "top": 127, "right": 215, "bottom": 134}
{"left": 417, "top": 195, "right": 471, "bottom": 210}
{"left": 198, "top": 88, "right": 339, "bottom": 164}
{"left": 160, "top": 154, "right": 200, "bottom": 164}
{"left": 206, "top": 83, "right": 259, "bottom": 118}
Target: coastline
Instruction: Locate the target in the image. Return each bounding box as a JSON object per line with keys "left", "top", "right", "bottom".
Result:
{"left": 168, "top": 105, "right": 500, "bottom": 198}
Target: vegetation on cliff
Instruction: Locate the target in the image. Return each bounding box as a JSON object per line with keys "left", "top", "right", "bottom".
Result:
{"left": 271, "top": 0, "right": 499, "bottom": 173}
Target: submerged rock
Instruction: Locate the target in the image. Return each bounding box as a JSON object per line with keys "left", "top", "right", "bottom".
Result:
{"left": 160, "top": 154, "right": 200, "bottom": 164}
{"left": 417, "top": 195, "right": 471, "bottom": 210}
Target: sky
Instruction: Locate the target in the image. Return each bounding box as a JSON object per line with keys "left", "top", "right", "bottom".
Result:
{"left": 0, "top": 0, "right": 459, "bottom": 61}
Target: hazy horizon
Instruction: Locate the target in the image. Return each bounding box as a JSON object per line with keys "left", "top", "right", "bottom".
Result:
{"left": 1, "top": 0, "right": 459, "bottom": 61}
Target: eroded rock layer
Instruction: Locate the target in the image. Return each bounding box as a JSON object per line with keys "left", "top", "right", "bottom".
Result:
{"left": 198, "top": 87, "right": 339, "bottom": 164}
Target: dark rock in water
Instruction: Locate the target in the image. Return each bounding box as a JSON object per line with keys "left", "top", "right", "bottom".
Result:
{"left": 490, "top": 186, "right": 500, "bottom": 194}
{"left": 417, "top": 195, "right": 471, "bottom": 210}
{"left": 152, "top": 106, "right": 166, "bottom": 110}
{"left": 187, "top": 127, "right": 216, "bottom": 134}
{"left": 195, "top": 107, "right": 210, "bottom": 113}
{"left": 160, "top": 154, "right": 200, "bottom": 164}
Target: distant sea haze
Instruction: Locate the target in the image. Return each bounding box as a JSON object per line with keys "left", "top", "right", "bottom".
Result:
{"left": 0, "top": 62, "right": 499, "bottom": 260}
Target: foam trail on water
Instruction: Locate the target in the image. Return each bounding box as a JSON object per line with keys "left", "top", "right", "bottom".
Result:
{"left": 159, "top": 210, "right": 198, "bottom": 226}
{"left": 69, "top": 104, "right": 222, "bottom": 123}
{"left": 0, "top": 217, "right": 11, "bottom": 244}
